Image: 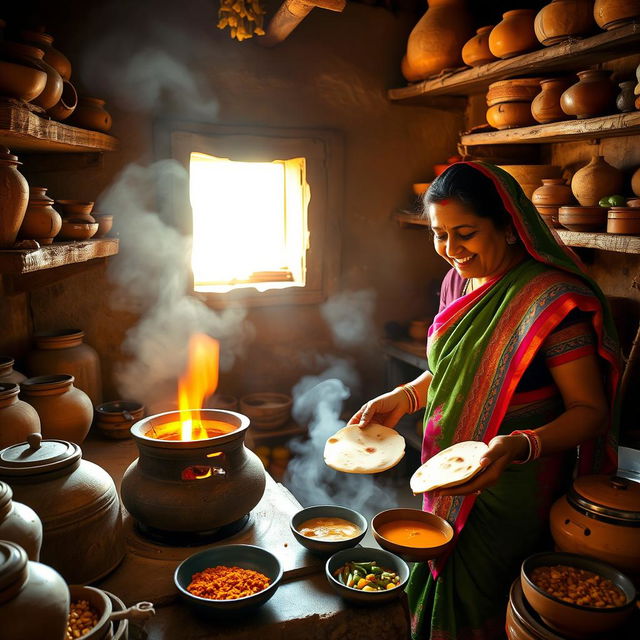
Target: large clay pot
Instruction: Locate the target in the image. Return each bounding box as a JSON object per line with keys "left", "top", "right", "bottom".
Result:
{"left": 20, "top": 30, "right": 71, "bottom": 81}
{"left": 616, "top": 79, "right": 636, "bottom": 112}
{"left": 405, "top": 0, "right": 474, "bottom": 81}
{"left": 0, "top": 357, "right": 26, "bottom": 384}
{"left": 26, "top": 329, "right": 102, "bottom": 406}
{"left": 560, "top": 69, "right": 616, "bottom": 118}
{"left": 461, "top": 26, "right": 496, "bottom": 67}
{"left": 0, "top": 434, "right": 125, "bottom": 584}
{"left": 0, "top": 481, "right": 42, "bottom": 561}
{"left": 20, "top": 375, "right": 93, "bottom": 444}
{"left": 0, "top": 147, "right": 29, "bottom": 249}
{"left": 0, "top": 383, "right": 41, "bottom": 450}
{"left": 531, "top": 77, "right": 573, "bottom": 123}
{"left": 400, "top": 55, "right": 422, "bottom": 83}
{"left": 0, "top": 59, "right": 46, "bottom": 102}
{"left": 532, "top": 178, "right": 574, "bottom": 205}
{"left": 47, "top": 79, "right": 77, "bottom": 121}
{"left": 17, "top": 186, "right": 62, "bottom": 245}
{"left": 68, "top": 96, "right": 112, "bottom": 133}
{"left": 489, "top": 9, "right": 539, "bottom": 59}
{"left": 594, "top": 0, "right": 640, "bottom": 29}
{"left": 534, "top": 0, "right": 597, "bottom": 46}
{"left": 570, "top": 154, "right": 624, "bottom": 206}
{"left": 0, "top": 540, "right": 69, "bottom": 640}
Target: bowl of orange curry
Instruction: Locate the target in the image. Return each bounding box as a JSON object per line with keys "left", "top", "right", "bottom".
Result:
{"left": 371, "top": 508, "right": 454, "bottom": 562}
{"left": 174, "top": 544, "right": 283, "bottom": 613}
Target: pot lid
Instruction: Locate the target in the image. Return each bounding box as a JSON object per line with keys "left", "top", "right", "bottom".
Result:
{"left": 0, "top": 480, "right": 11, "bottom": 508}
{"left": 0, "top": 540, "right": 27, "bottom": 594}
{"left": 0, "top": 146, "right": 19, "bottom": 163}
{"left": 0, "top": 433, "right": 81, "bottom": 476}
{"left": 569, "top": 475, "right": 640, "bottom": 523}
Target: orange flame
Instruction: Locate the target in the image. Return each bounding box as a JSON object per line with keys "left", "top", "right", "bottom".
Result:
{"left": 178, "top": 333, "right": 219, "bottom": 440}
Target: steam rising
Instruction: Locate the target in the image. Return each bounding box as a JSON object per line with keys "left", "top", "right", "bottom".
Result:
{"left": 320, "top": 289, "right": 376, "bottom": 348}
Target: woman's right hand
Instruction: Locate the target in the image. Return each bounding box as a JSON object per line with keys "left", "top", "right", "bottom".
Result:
{"left": 347, "top": 388, "right": 411, "bottom": 429}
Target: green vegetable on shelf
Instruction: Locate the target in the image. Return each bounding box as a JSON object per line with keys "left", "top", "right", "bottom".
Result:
{"left": 599, "top": 194, "right": 626, "bottom": 207}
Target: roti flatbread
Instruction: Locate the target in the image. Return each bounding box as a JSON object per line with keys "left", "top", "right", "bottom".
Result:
{"left": 410, "top": 440, "right": 488, "bottom": 494}
{"left": 324, "top": 423, "right": 406, "bottom": 474}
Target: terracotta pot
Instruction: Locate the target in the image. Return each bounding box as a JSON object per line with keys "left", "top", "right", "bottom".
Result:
{"left": 560, "top": 69, "right": 616, "bottom": 118}
{"left": 0, "top": 481, "right": 42, "bottom": 561}
{"left": 54, "top": 199, "right": 95, "bottom": 220}
{"left": 0, "top": 357, "right": 26, "bottom": 385}
{"left": 607, "top": 207, "right": 640, "bottom": 234}
{"left": 405, "top": 0, "right": 474, "bottom": 81}
{"left": 535, "top": 204, "right": 562, "bottom": 228}
{"left": 17, "top": 186, "right": 62, "bottom": 245}
{"left": 400, "top": 54, "right": 422, "bottom": 83}
{"left": 20, "top": 30, "right": 71, "bottom": 81}
{"left": 58, "top": 218, "right": 99, "bottom": 241}
{"left": 616, "top": 79, "right": 636, "bottom": 112}
{"left": 486, "top": 102, "right": 537, "bottom": 130}
{"left": 92, "top": 213, "right": 114, "bottom": 238}
{"left": 68, "top": 96, "right": 112, "bottom": 132}
{"left": 532, "top": 178, "right": 574, "bottom": 205}
{"left": 570, "top": 154, "right": 624, "bottom": 206}
{"left": 20, "top": 375, "right": 93, "bottom": 444}
{"left": 531, "top": 77, "right": 573, "bottom": 123}
{"left": 489, "top": 9, "right": 539, "bottom": 59}
{"left": 409, "top": 318, "right": 431, "bottom": 341}
{"left": 0, "top": 434, "right": 125, "bottom": 584}
{"left": 205, "top": 394, "right": 239, "bottom": 411}
{"left": 534, "top": 0, "right": 597, "bottom": 45}
{"left": 632, "top": 166, "right": 640, "bottom": 196}
{"left": 47, "top": 78, "right": 77, "bottom": 121}
{"left": 486, "top": 78, "right": 543, "bottom": 106}
{"left": 26, "top": 328, "right": 102, "bottom": 406}
{"left": 0, "top": 383, "right": 41, "bottom": 450}
{"left": 558, "top": 205, "right": 607, "bottom": 230}
{"left": 94, "top": 400, "right": 145, "bottom": 440}
{"left": 594, "top": 0, "right": 640, "bottom": 29}
{"left": 68, "top": 585, "right": 113, "bottom": 640}
{"left": 0, "top": 41, "right": 63, "bottom": 111}
{"left": 0, "top": 540, "right": 69, "bottom": 640}
{"left": 0, "top": 59, "right": 46, "bottom": 102}
{"left": 461, "top": 26, "right": 496, "bottom": 67}
{"left": 0, "top": 147, "right": 29, "bottom": 249}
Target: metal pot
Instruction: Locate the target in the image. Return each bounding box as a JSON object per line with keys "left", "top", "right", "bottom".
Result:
{"left": 549, "top": 475, "right": 640, "bottom": 576}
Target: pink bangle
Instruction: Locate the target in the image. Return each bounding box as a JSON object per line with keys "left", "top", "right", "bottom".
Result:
{"left": 396, "top": 384, "right": 419, "bottom": 413}
{"left": 511, "top": 429, "right": 542, "bottom": 464}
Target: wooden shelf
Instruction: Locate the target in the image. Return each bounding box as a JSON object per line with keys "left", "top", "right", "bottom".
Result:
{"left": 0, "top": 103, "right": 118, "bottom": 153}
{"left": 381, "top": 338, "right": 428, "bottom": 370}
{"left": 0, "top": 238, "right": 119, "bottom": 275}
{"left": 388, "top": 23, "right": 640, "bottom": 105}
{"left": 393, "top": 210, "right": 429, "bottom": 229}
{"left": 556, "top": 230, "right": 640, "bottom": 253}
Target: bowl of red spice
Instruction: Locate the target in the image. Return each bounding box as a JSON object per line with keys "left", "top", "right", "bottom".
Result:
{"left": 174, "top": 544, "right": 283, "bottom": 614}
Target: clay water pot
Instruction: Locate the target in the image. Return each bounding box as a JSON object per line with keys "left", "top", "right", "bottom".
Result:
{"left": 94, "top": 400, "right": 145, "bottom": 440}
{"left": 461, "top": 26, "right": 496, "bottom": 67}
{"left": 534, "top": 0, "right": 597, "bottom": 46}
{"left": 531, "top": 77, "right": 573, "bottom": 123}
{"left": 594, "top": 0, "right": 640, "bottom": 29}
{"left": 0, "top": 357, "right": 26, "bottom": 385}
{"left": 400, "top": 54, "right": 423, "bottom": 83}
{"left": 26, "top": 328, "right": 102, "bottom": 406}
{"left": 405, "top": 0, "right": 474, "bottom": 80}
{"left": 560, "top": 69, "right": 616, "bottom": 118}
{"left": 92, "top": 213, "right": 113, "bottom": 238}
{"left": 0, "top": 434, "right": 125, "bottom": 584}
{"left": 0, "top": 59, "right": 46, "bottom": 102}
{"left": 632, "top": 166, "right": 640, "bottom": 196}
{"left": 616, "top": 79, "right": 636, "bottom": 112}
{"left": 0, "top": 541, "right": 69, "bottom": 640}
{"left": 532, "top": 178, "right": 574, "bottom": 205}
{"left": 20, "top": 375, "right": 93, "bottom": 445}
{"left": 486, "top": 102, "right": 537, "bottom": 130}
{"left": 20, "top": 30, "right": 71, "bottom": 81}
{"left": 68, "top": 96, "right": 112, "bottom": 132}
{"left": 47, "top": 79, "right": 77, "bottom": 121}
{"left": 489, "top": 9, "right": 539, "bottom": 59}
{"left": 0, "top": 383, "right": 41, "bottom": 450}
{"left": 17, "top": 186, "right": 62, "bottom": 245}
{"left": 0, "top": 147, "right": 29, "bottom": 249}
{"left": 58, "top": 218, "right": 99, "bottom": 241}
{"left": 0, "top": 481, "right": 42, "bottom": 561}
{"left": 570, "top": 154, "right": 624, "bottom": 206}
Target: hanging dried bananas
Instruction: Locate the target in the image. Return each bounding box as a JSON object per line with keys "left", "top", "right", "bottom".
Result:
{"left": 217, "top": 0, "right": 266, "bottom": 41}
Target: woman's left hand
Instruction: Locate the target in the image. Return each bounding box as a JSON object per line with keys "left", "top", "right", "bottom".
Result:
{"left": 431, "top": 433, "right": 529, "bottom": 497}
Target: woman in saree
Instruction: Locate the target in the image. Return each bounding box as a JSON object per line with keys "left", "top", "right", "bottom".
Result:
{"left": 348, "top": 162, "right": 620, "bottom": 640}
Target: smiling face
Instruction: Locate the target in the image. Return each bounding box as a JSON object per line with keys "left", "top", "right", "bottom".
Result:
{"left": 428, "top": 198, "right": 520, "bottom": 284}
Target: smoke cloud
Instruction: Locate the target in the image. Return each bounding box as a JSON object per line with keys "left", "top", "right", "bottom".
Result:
{"left": 320, "top": 289, "right": 376, "bottom": 348}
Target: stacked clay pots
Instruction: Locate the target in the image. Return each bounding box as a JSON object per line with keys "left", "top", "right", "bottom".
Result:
{"left": 486, "top": 78, "right": 542, "bottom": 130}
{"left": 534, "top": 0, "right": 597, "bottom": 46}
{"left": 532, "top": 178, "right": 574, "bottom": 228}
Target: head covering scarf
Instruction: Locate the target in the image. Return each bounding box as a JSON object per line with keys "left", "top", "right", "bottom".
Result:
{"left": 423, "top": 161, "right": 621, "bottom": 576}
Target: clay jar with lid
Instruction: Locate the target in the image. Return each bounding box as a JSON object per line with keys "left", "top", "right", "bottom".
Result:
{"left": 20, "top": 375, "right": 93, "bottom": 445}
{"left": 570, "top": 154, "right": 624, "bottom": 206}
{"left": 20, "top": 30, "right": 71, "bottom": 81}
{"left": 0, "top": 434, "right": 125, "bottom": 584}
{"left": 461, "top": 26, "right": 496, "bottom": 67}
{"left": 0, "top": 540, "right": 69, "bottom": 640}
{"left": 0, "top": 382, "right": 41, "bottom": 450}
{"left": 68, "top": 96, "right": 112, "bottom": 133}
{"left": 560, "top": 69, "right": 616, "bottom": 118}
{"left": 0, "top": 480, "right": 42, "bottom": 561}
{"left": 489, "top": 9, "right": 539, "bottom": 59}
{"left": 531, "top": 77, "right": 573, "bottom": 123}
{"left": 0, "top": 147, "right": 29, "bottom": 249}
{"left": 533, "top": 0, "right": 596, "bottom": 46}
{"left": 594, "top": 0, "right": 640, "bottom": 29}
{"left": 0, "top": 357, "right": 26, "bottom": 384}
{"left": 17, "top": 186, "right": 62, "bottom": 245}
{"left": 26, "top": 329, "right": 102, "bottom": 406}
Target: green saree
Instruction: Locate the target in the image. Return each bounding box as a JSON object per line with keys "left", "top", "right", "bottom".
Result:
{"left": 407, "top": 162, "right": 621, "bottom": 640}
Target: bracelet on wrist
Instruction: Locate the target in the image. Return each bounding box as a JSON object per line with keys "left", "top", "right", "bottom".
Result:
{"left": 510, "top": 429, "right": 542, "bottom": 464}
{"left": 396, "top": 384, "right": 419, "bottom": 413}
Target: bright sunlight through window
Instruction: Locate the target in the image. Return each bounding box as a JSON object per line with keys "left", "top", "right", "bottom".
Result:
{"left": 189, "top": 152, "right": 310, "bottom": 293}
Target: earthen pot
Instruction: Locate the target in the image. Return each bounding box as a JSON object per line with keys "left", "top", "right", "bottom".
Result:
{"left": 486, "top": 102, "right": 537, "bottom": 130}
{"left": 17, "top": 186, "right": 62, "bottom": 245}
{"left": 205, "top": 393, "right": 239, "bottom": 411}
{"left": 94, "top": 400, "right": 145, "bottom": 440}
{"left": 0, "top": 59, "right": 46, "bottom": 102}
{"left": 20, "top": 375, "right": 93, "bottom": 444}
{"left": 594, "top": 0, "right": 640, "bottom": 29}
{"left": 531, "top": 77, "right": 573, "bottom": 123}
{"left": 405, "top": 0, "right": 474, "bottom": 80}
{"left": 92, "top": 213, "right": 114, "bottom": 238}
{"left": 489, "top": 9, "right": 539, "bottom": 59}
{"left": 0, "top": 383, "right": 41, "bottom": 450}
{"left": 535, "top": 204, "right": 562, "bottom": 228}
{"left": 20, "top": 30, "right": 71, "bottom": 81}
{"left": 400, "top": 55, "right": 423, "bottom": 83}
{"left": 560, "top": 69, "right": 616, "bottom": 118}
{"left": 558, "top": 205, "right": 608, "bottom": 231}
{"left": 58, "top": 218, "right": 99, "bottom": 241}
{"left": 0, "top": 434, "right": 125, "bottom": 584}
{"left": 54, "top": 199, "right": 95, "bottom": 220}
{"left": 0, "top": 540, "right": 69, "bottom": 640}
{"left": 0, "top": 481, "right": 42, "bottom": 561}
{"left": 461, "top": 26, "right": 496, "bottom": 67}
{"left": 532, "top": 178, "right": 574, "bottom": 205}
{"left": 486, "top": 78, "right": 543, "bottom": 106}
{"left": 68, "top": 585, "right": 114, "bottom": 640}
{"left": 616, "top": 79, "right": 636, "bottom": 112}
{"left": 68, "top": 96, "right": 112, "bottom": 132}
{"left": 607, "top": 207, "right": 640, "bottom": 234}
{"left": 570, "top": 154, "right": 624, "bottom": 206}
{"left": 534, "top": 0, "right": 597, "bottom": 45}
{"left": 47, "top": 78, "right": 77, "bottom": 121}
{"left": 0, "top": 147, "right": 29, "bottom": 249}
{"left": 631, "top": 166, "right": 640, "bottom": 196}
{"left": 0, "top": 357, "right": 26, "bottom": 385}
{"left": 26, "top": 328, "right": 102, "bottom": 406}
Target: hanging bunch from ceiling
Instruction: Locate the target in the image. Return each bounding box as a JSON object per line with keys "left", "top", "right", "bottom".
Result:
{"left": 217, "top": 0, "right": 266, "bottom": 41}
